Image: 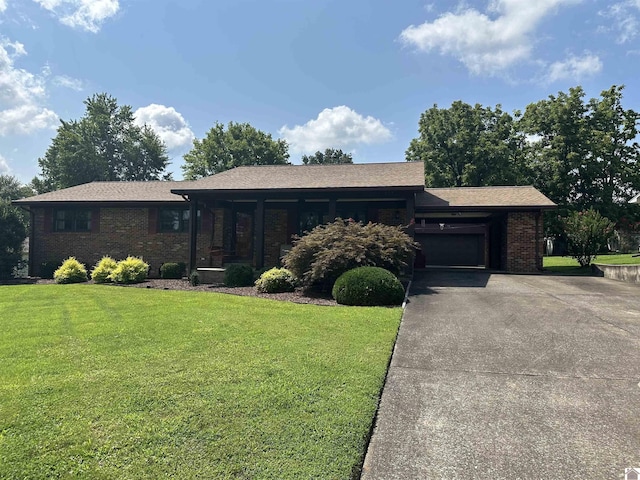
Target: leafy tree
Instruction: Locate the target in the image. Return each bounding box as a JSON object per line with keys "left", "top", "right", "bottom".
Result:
{"left": 35, "top": 93, "right": 170, "bottom": 192}
{"left": 0, "top": 175, "right": 34, "bottom": 202}
{"left": 562, "top": 209, "right": 615, "bottom": 267}
{"left": 406, "top": 101, "right": 522, "bottom": 187}
{"left": 520, "top": 85, "right": 640, "bottom": 219}
{"left": 0, "top": 202, "right": 27, "bottom": 279}
{"left": 182, "top": 121, "right": 289, "bottom": 179}
{"left": 301, "top": 148, "right": 353, "bottom": 165}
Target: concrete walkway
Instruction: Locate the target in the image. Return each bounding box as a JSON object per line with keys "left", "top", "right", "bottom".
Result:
{"left": 362, "top": 271, "right": 640, "bottom": 479}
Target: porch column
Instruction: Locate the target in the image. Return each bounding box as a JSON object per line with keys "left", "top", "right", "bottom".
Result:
{"left": 406, "top": 194, "right": 416, "bottom": 236}
{"left": 255, "top": 198, "right": 265, "bottom": 269}
{"left": 188, "top": 197, "right": 198, "bottom": 274}
{"left": 328, "top": 197, "right": 337, "bottom": 222}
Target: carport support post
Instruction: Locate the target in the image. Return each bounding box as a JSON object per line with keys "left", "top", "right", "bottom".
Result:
{"left": 255, "top": 197, "right": 265, "bottom": 269}
{"left": 188, "top": 197, "right": 198, "bottom": 275}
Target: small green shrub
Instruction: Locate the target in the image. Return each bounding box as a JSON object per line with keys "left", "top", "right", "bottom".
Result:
{"left": 53, "top": 257, "right": 88, "bottom": 284}
{"left": 563, "top": 209, "right": 615, "bottom": 266}
{"left": 40, "top": 260, "right": 62, "bottom": 279}
{"left": 108, "top": 256, "right": 149, "bottom": 284}
{"left": 332, "top": 266, "right": 404, "bottom": 306}
{"left": 160, "top": 262, "right": 185, "bottom": 279}
{"left": 189, "top": 269, "right": 199, "bottom": 286}
{"left": 91, "top": 256, "right": 118, "bottom": 283}
{"left": 255, "top": 267, "right": 297, "bottom": 293}
{"left": 223, "top": 264, "right": 254, "bottom": 287}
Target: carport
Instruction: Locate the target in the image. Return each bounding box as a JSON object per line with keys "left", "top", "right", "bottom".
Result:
{"left": 414, "top": 186, "right": 555, "bottom": 272}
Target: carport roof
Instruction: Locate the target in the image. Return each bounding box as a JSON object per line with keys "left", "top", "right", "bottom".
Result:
{"left": 417, "top": 186, "right": 556, "bottom": 209}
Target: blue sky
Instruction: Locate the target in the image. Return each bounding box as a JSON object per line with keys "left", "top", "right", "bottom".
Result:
{"left": 1, "top": 0, "right": 639, "bottom": 182}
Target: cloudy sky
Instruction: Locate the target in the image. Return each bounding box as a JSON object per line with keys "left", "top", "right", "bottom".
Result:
{"left": 0, "top": 0, "right": 638, "bottom": 181}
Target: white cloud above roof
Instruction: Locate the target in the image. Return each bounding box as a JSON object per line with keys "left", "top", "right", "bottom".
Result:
{"left": 134, "top": 103, "right": 195, "bottom": 152}
{"left": 52, "top": 74, "right": 84, "bottom": 91}
{"left": 600, "top": 1, "right": 640, "bottom": 44}
{"left": 544, "top": 53, "right": 603, "bottom": 83}
{"left": 279, "top": 106, "right": 392, "bottom": 154}
{"left": 0, "top": 1, "right": 7, "bottom": 13}
{"left": 0, "top": 38, "right": 58, "bottom": 136}
{"left": 399, "top": 0, "right": 582, "bottom": 76}
{"left": 33, "top": 0, "right": 119, "bottom": 33}
{"left": 0, "top": 153, "right": 10, "bottom": 174}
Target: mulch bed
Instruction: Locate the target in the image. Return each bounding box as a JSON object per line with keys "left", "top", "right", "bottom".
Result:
{"left": 5, "top": 278, "right": 338, "bottom": 306}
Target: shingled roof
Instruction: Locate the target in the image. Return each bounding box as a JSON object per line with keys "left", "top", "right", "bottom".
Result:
{"left": 171, "top": 162, "right": 426, "bottom": 193}
{"left": 13, "top": 181, "right": 192, "bottom": 204}
{"left": 417, "top": 186, "right": 556, "bottom": 209}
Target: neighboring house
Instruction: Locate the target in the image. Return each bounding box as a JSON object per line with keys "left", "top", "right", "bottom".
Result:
{"left": 13, "top": 162, "right": 555, "bottom": 277}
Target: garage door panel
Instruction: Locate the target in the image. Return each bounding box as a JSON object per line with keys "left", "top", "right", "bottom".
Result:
{"left": 418, "top": 234, "right": 485, "bottom": 266}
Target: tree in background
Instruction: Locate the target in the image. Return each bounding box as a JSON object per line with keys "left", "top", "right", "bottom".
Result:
{"left": 182, "top": 121, "right": 289, "bottom": 180}
{"left": 562, "top": 209, "right": 615, "bottom": 266}
{"left": 301, "top": 148, "right": 353, "bottom": 165}
{"left": 34, "top": 93, "right": 170, "bottom": 193}
{"left": 406, "top": 101, "right": 522, "bottom": 187}
{"left": 0, "top": 175, "right": 31, "bottom": 279}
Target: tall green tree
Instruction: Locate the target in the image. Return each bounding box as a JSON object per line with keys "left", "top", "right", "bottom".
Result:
{"left": 35, "top": 93, "right": 170, "bottom": 192}
{"left": 182, "top": 121, "right": 289, "bottom": 179}
{"left": 301, "top": 148, "right": 353, "bottom": 165}
{"left": 406, "top": 101, "right": 522, "bottom": 187}
{"left": 0, "top": 175, "right": 31, "bottom": 280}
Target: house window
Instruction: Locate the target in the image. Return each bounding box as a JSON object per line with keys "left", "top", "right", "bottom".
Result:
{"left": 54, "top": 209, "right": 92, "bottom": 232}
{"left": 159, "top": 208, "right": 200, "bottom": 233}
{"left": 299, "top": 209, "right": 329, "bottom": 233}
{"left": 336, "top": 206, "right": 367, "bottom": 224}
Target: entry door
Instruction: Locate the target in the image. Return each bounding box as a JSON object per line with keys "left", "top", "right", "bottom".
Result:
{"left": 235, "top": 211, "right": 253, "bottom": 259}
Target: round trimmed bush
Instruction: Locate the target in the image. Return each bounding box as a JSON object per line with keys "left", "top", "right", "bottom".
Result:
{"left": 160, "top": 262, "right": 185, "bottom": 279}
{"left": 53, "top": 257, "right": 88, "bottom": 284}
{"left": 223, "top": 264, "right": 254, "bottom": 287}
{"left": 332, "top": 266, "right": 404, "bottom": 306}
{"left": 255, "top": 267, "right": 297, "bottom": 293}
{"left": 91, "top": 256, "right": 118, "bottom": 284}
{"left": 108, "top": 256, "right": 149, "bottom": 284}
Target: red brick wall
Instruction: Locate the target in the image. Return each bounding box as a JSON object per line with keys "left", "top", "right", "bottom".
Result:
{"left": 377, "top": 208, "right": 407, "bottom": 226}
{"left": 505, "top": 211, "right": 543, "bottom": 272}
{"left": 32, "top": 207, "right": 210, "bottom": 277}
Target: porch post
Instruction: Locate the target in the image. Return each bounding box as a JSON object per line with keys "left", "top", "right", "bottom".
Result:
{"left": 328, "top": 196, "right": 337, "bottom": 222}
{"left": 406, "top": 194, "right": 416, "bottom": 236}
{"left": 188, "top": 197, "right": 198, "bottom": 274}
{"left": 255, "top": 197, "right": 265, "bottom": 269}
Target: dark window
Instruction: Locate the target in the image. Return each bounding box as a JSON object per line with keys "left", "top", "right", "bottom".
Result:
{"left": 159, "top": 208, "right": 200, "bottom": 233}
{"left": 299, "top": 209, "right": 329, "bottom": 233}
{"left": 54, "top": 209, "right": 92, "bottom": 232}
{"left": 337, "top": 206, "right": 367, "bottom": 224}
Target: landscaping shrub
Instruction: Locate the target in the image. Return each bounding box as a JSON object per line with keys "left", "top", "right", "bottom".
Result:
{"left": 255, "top": 267, "right": 297, "bottom": 293}
{"left": 53, "top": 257, "right": 88, "bottom": 284}
{"left": 91, "top": 256, "right": 118, "bottom": 283}
{"left": 283, "top": 218, "right": 418, "bottom": 290}
{"left": 189, "top": 269, "right": 200, "bottom": 286}
{"left": 108, "top": 256, "right": 149, "bottom": 284}
{"left": 223, "top": 264, "right": 254, "bottom": 287}
{"left": 0, "top": 202, "right": 27, "bottom": 280}
{"left": 160, "top": 262, "right": 185, "bottom": 279}
{"left": 40, "top": 260, "right": 62, "bottom": 279}
{"left": 332, "top": 266, "right": 405, "bottom": 306}
{"left": 563, "top": 209, "right": 615, "bottom": 267}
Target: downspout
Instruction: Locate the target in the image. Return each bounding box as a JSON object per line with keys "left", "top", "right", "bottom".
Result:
{"left": 535, "top": 210, "right": 541, "bottom": 271}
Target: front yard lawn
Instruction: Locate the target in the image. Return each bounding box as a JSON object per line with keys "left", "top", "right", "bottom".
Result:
{"left": 0, "top": 285, "right": 401, "bottom": 479}
{"left": 544, "top": 253, "right": 640, "bottom": 274}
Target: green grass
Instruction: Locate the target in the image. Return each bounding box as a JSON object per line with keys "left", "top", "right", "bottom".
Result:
{"left": 0, "top": 285, "right": 402, "bottom": 479}
{"left": 544, "top": 253, "right": 640, "bottom": 274}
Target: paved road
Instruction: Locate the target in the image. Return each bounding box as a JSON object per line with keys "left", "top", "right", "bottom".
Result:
{"left": 362, "top": 271, "right": 640, "bottom": 479}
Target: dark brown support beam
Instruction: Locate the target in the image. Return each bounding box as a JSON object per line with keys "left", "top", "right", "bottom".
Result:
{"left": 188, "top": 197, "right": 198, "bottom": 274}
{"left": 255, "top": 197, "right": 265, "bottom": 269}
{"left": 328, "top": 197, "right": 337, "bottom": 222}
{"left": 28, "top": 208, "right": 35, "bottom": 277}
{"left": 406, "top": 194, "right": 416, "bottom": 236}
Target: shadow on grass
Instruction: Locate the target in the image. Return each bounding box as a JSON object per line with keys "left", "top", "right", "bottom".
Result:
{"left": 543, "top": 266, "right": 594, "bottom": 276}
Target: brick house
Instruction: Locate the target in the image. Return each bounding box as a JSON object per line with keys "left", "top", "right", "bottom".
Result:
{"left": 14, "top": 162, "right": 555, "bottom": 277}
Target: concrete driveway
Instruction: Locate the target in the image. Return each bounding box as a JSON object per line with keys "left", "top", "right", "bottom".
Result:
{"left": 362, "top": 271, "right": 640, "bottom": 479}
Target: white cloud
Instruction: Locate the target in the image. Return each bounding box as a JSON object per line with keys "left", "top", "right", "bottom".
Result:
{"left": 52, "top": 75, "right": 83, "bottom": 91}
{"left": 600, "top": 1, "right": 640, "bottom": 43}
{"left": 33, "top": 0, "right": 119, "bottom": 33}
{"left": 0, "top": 1, "right": 7, "bottom": 13}
{"left": 0, "top": 38, "right": 58, "bottom": 135}
{"left": 0, "top": 154, "right": 10, "bottom": 174}
{"left": 399, "top": 0, "right": 582, "bottom": 76}
{"left": 545, "top": 53, "right": 602, "bottom": 83}
{"left": 279, "top": 106, "right": 393, "bottom": 154}
{"left": 134, "top": 104, "right": 194, "bottom": 152}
